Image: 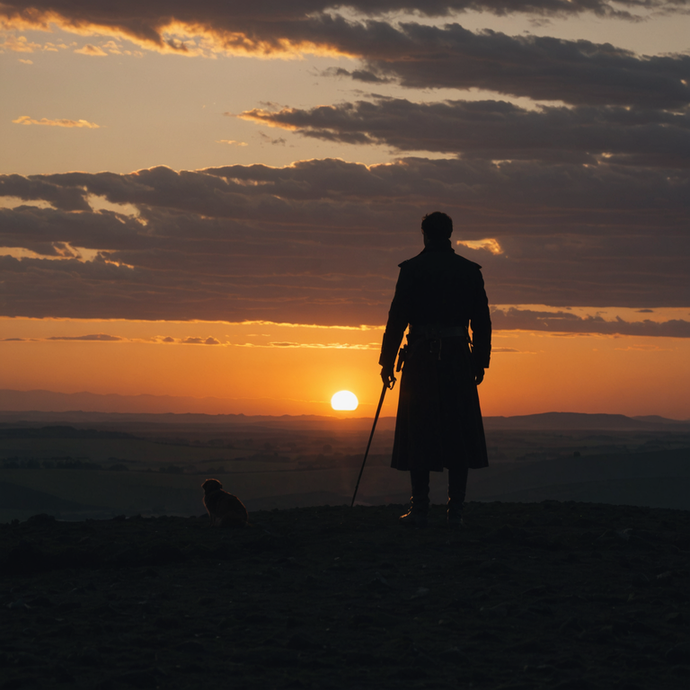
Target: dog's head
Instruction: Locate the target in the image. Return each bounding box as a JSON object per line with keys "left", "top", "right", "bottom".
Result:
{"left": 202, "top": 478, "right": 223, "bottom": 493}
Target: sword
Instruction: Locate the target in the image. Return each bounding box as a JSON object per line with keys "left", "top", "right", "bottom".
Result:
{"left": 350, "top": 376, "right": 395, "bottom": 508}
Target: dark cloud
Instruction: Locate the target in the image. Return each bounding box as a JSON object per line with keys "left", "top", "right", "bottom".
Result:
{"left": 492, "top": 308, "right": 690, "bottom": 338}
{"left": 336, "top": 23, "right": 690, "bottom": 108}
{"left": 257, "top": 132, "right": 287, "bottom": 146}
{"left": 241, "top": 98, "right": 690, "bottom": 166}
{"left": 3, "top": 1, "right": 683, "bottom": 46}
{"left": 46, "top": 334, "right": 122, "bottom": 341}
{"left": 0, "top": 159, "right": 688, "bottom": 326}
{"left": 3, "top": 3, "right": 690, "bottom": 108}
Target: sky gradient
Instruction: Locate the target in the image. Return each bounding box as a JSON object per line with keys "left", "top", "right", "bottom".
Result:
{"left": 1, "top": 1, "right": 689, "bottom": 418}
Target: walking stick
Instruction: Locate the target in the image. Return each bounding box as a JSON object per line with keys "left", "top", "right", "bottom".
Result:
{"left": 350, "top": 377, "right": 395, "bottom": 508}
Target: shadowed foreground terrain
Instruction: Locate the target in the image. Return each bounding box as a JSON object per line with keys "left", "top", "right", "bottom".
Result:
{"left": 2, "top": 502, "right": 690, "bottom": 689}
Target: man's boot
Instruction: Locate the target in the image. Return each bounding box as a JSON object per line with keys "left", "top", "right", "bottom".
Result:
{"left": 400, "top": 469, "right": 430, "bottom": 528}
{"left": 446, "top": 500, "right": 464, "bottom": 529}
{"left": 399, "top": 499, "right": 429, "bottom": 528}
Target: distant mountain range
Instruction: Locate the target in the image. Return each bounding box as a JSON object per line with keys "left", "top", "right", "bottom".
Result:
{"left": 0, "top": 389, "right": 687, "bottom": 431}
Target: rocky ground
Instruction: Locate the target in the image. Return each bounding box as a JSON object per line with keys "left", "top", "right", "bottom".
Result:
{"left": 2, "top": 501, "right": 690, "bottom": 689}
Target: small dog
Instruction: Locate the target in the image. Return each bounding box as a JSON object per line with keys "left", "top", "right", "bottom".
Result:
{"left": 201, "top": 479, "right": 248, "bottom": 527}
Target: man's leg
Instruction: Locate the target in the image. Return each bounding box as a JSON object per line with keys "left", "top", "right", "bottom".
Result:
{"left": 399, "top": 469, "right": 430, "bottom": 527}
{"left": 447, "top": 466, "right": 468, "bottom": 527}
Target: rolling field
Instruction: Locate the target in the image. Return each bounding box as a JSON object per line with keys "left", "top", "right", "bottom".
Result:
{"left": 1, "top": 420, "right": 689, "bottom": 522}
{"left": 0, "top": 464, "right": 414, "bottom": 523}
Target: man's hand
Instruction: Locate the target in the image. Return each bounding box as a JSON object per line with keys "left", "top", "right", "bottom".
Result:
{"left": 475, "top": 367, "right": 485, "bottom": 385}
{"left": 381, "top": 365, "right": 396, "bottom": 388}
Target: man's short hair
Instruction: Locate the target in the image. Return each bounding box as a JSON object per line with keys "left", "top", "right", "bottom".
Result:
{"left": 421, "top": 212, "right": 453, "bottom": 240}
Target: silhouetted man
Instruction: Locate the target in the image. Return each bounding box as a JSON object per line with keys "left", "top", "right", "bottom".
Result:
{"left": 379, "top": 212, "right": 491, "bottom": 527}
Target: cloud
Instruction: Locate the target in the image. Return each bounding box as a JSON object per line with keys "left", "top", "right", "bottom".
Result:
{"left": 74, "top": 43, "right": 107, "bottom": 56}
{"left": 492, "top": 308, "right": 690, "bottom": 338}
{"left": 240, "top": 98, "right": 690, "bottom": 167}
{"left": 181, "top": 336, "right": 220, "bottom": 344}
{"left": 1, "top": 2, "right": 685, "bottom": 53}
{"left": 3, "top": 4, "right": 690, "bottom": 107}
{"left": 266, "top": 341, "right": 378, "bottom": 349}
{"left": 217, "top": 139, "right": 248, "bottom": 146}
{"left": 257, "top": 132, "right": 287, "bottom": 146}
{"left": 0, "top": 159, "right": 687, "bottom": 326}
{"left": 457, "top": 239, "right": 503, "bottom": 255}
{"left": 328, "top": 23, "right": 690, "bottom": 108}
{"left": 2, "top": 35, "right": 43, "bottom": 52}
{"left": 12, "top": 116, "right": 101, "bottom": 128}
{"left": 47, "top": 333, "right": 122, "bottom": 341}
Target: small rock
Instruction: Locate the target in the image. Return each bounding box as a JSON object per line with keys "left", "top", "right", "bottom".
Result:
{"left": 437, "top": 647, "right": 469, "bottom": 665}
{"left": 70, "top": 648, "right": 102, "bottom": 666}
{"left": 482, "top": 604, "right": 509, "bottom": 617}
{"left": 174, "top": 640, "right": 206, "bottom": 655}
{"left": 116, "top": 670, "right": 159, "bottom": 689}
{"left": 1, "top": 677, "right": 39, "bottom": 689}
{"left": 29, "top": 596, "right": 54, "bottom": 608}
{"left": 663, "top": 611, "right": 684, "bottom": 625}
{"left": 285, "top": 633, "right": 320, "bottom": 651}
{"left": 367, "top": 572, "right": 390, "bottom": 590}
{"left": 630, "top": 573, "right": 651, "bottom": 588}
{"left": 52, "top": 665, "right": 76, "bottom": 683}
{"left": 7, "top": 599, "right": 30, "bottom": 611}
{"left": 666, "top": 642, "right": 690, "bottom": 664}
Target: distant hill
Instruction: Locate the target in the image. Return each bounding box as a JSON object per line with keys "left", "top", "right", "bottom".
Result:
{"left": 0, "top": 389, "right": 688, "bottom": 431}
{"left": 483, "top": 411, "right": 690, "bottom": 431}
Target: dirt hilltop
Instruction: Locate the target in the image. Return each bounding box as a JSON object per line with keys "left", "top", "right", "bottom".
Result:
{"left": 2, "top": 501, "right": 690, "bottom": 689}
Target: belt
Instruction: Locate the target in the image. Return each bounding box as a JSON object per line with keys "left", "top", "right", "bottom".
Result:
{"left": 409, "top": 325, "right": 469, "bottom": 340}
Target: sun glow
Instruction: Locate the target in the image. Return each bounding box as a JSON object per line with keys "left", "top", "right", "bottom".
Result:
{"left": 331, "top": 390, "right": 358, "bottom": 411}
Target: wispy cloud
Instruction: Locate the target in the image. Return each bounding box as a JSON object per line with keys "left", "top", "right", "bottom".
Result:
{"left": 74, "top": 44, "right": 107, "bottom": 56}
{"left": 47, "top": 333, "right": 122, "bottom": 341}
{"left": 12, "top": 116, "right": 101, "bottom": 128}
{"left": 265, "top": 341, "right": 378, "bottom": 349}
{"left": 181, "top": 336, "right": 221, "bottom": 345}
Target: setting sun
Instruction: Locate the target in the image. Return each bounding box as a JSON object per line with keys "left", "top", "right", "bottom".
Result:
{"left": 331, "top": 390, "right": 359, "bottom": 411}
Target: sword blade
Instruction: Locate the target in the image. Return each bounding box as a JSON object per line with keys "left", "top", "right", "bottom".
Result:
{"left": 350, "top": 381, "right": 389, "bottom": 508}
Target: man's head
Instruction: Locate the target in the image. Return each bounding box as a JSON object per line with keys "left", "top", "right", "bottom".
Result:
{"left": 421, "top": 212, "right": 453, "bottom": 241}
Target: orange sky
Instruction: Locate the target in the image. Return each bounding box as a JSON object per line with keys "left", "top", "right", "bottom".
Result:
{"left": 1, "top": 317, "right": 688, "bottom": 419}
{"left": 1, "top": 3, "right": 689, "bottom": 420}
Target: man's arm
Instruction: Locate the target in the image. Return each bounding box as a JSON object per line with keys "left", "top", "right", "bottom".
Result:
{"left": 469, "top": 269, "right": 491, "bottom": 384}
{"left": 379, "top": 266, "right": 410, "bottom": 385}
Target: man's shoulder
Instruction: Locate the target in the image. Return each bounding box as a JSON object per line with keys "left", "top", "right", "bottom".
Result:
{"left": 398, "top": 251, "right": 482, "bottom": 271}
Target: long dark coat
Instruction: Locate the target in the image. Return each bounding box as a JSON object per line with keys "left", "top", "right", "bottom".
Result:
{"left": 379, "top": 239, "right": 491, "bottom": 472}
